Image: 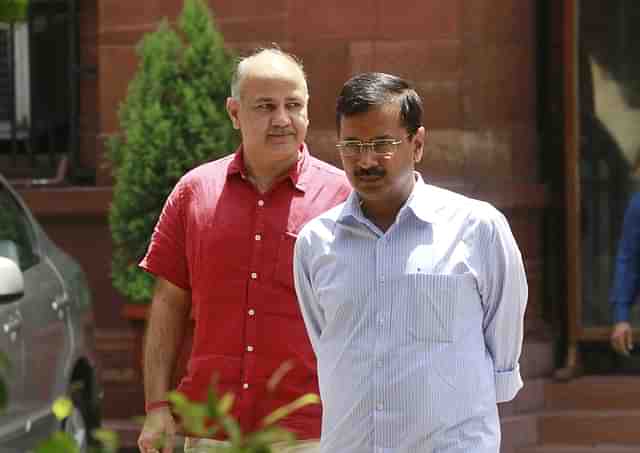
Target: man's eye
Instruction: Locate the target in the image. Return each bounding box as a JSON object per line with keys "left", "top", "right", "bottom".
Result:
{"left": 286, "top": 102, "right": 302, "bottom": 109}
{"left": 256, "top": 104, "right": 273, "bottom": 111}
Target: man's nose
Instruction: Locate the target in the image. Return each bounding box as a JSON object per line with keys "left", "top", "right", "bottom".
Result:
{"left": 271, "top": 105, "right": 291, "bottom": 127}
{"left": 355, "top": 147, "right": 378, "bottom": 168}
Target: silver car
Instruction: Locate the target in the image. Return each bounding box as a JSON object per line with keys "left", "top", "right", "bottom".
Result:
{"left": 0, "top": 174, "right": 101, "bottom": 452}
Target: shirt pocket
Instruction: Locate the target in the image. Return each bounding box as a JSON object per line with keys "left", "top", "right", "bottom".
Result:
{"left": 406, "top": 273, "right": 473, "bottom": 343}
{"left": 274, "top": 231, "right": 298, "bottom": 290}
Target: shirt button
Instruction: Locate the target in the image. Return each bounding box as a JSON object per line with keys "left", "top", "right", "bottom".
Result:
{"left": 250, "top": 272, "right": 258, "bottom": 279}
{"left": 376, "top": 360, "right": 383, "bottom": 368}
{"left": 379, "top": 276, "right": 385, "bottom": 283}
{"left": 257, "top": 200, "right": 264, "bottom": 207}
{"left": 246, "top": 345, "right": 254, "bottom": 352}
{"left": 378, "top": 316, "right": 384, "bottom": 326}
{"left": 248, "top": 309, "right": 255, "bottom": 316}
{"left": 376, "top": 402, "right": 384, "bottom": 411}
{"left": 243, "top": 383, "right": 249, "bottom": 389}
{"left": 255, "top": 234, "right": 262, "bottom": 241}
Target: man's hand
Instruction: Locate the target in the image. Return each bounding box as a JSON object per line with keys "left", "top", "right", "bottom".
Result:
{"left": 138, "top": 407, "right": 176, "bottom": 453}
{"left": 611, "top": 321, "right": 634, "bottom": 355}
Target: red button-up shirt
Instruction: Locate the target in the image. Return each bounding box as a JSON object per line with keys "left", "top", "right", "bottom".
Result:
{"left": 140, "top": 144, "right": 350, "bottom": 439}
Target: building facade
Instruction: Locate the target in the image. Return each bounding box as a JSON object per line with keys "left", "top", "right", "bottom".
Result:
{"left": 3, "top": 0, "right": 637, "bottom": 451}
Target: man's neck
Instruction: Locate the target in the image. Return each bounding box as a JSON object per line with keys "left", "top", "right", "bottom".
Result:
{"left": 360, "top": 179, "right": 415, "bottom": 232}
{"left": 360, "top": 202, "right": 401, "bottom": 232}
{"left": 243, "top": 150, "right": 299, "bottom": 194}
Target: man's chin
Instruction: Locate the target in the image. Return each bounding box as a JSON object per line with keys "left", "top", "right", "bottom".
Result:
{"left": 266, "top": 138, "right": 301, "bottom": 153}
{"left": 267, "top": 134, "right": 296, "bottom": 145}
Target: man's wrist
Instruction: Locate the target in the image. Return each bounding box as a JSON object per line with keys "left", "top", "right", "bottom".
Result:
{"left": 145, "top": 400, "right": 170, "bottom": 413}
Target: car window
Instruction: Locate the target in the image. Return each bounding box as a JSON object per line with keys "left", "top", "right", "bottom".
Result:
{"left": 0, "top": 185, "right": 39, "bottom": 270}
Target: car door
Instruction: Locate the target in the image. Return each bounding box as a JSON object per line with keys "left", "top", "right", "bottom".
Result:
{"left": 0, "top": 186, "right": 28, "bottom": 442}
{"left": 0, "top": 183, "right": 71, "bottom": 434}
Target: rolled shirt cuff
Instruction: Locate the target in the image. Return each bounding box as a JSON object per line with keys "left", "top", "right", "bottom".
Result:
{"left": 494, "top": 364, "right": 523, "bottom": 403}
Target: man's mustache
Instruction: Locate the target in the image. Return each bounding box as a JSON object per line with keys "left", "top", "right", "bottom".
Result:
{"left": 354, "top": 167, "right": 385, "bottom": 177}
{"left": 268, "top": 129, "right": 295, "bottom": 136}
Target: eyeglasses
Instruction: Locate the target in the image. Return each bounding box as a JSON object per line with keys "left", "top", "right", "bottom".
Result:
{"left": 336, "top": 135, "right": 412, "bottom": 157}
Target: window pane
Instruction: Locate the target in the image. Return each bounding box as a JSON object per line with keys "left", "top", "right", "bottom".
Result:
{"left": 0, "top": 187, "right": 37, "bottom": 270}
{"left": 579, "top": 0, "right": 640, "bottom": 326}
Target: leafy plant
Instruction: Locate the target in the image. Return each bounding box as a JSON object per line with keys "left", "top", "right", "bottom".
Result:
{"left": 0, "top": 0, "right": 29, "bottom": 22}
{"left": 108, "top": 0, "right": 237, "bottom": 303}
{"left": 168, "top": 388, "right": 319, "bottom": 452}
{"left": 33, "top": 364, "right": 319, "bottom": 453}
{"left": 35, "top": 397, "right": 119, "bottom": 453}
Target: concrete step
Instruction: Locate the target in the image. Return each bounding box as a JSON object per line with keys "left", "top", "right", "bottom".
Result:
{"left": 538, "top": 410, "right": 640, "bottom": 445}
{"left": 519, "top": 445, "right": 640, "bottom": 453}
{"left": 500, "top": 414, "right": 538, "bottom": 453}
{"left": 545, "top": 376, "right": 640, "bottom": 410}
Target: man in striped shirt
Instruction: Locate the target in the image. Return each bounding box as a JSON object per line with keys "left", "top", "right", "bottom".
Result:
{"left": 293, "top": 72, "right": 528, "bottom": 453}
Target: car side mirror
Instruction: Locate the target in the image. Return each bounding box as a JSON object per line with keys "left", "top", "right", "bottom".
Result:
{"left": 0, "top": 256, "right": 24, "bottom": 304}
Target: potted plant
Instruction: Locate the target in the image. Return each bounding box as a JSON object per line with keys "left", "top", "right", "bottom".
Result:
{"left": 108, "top": 0, "right": 236, "bottom": 307}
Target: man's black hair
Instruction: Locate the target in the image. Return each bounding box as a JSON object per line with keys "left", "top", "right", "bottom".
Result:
{"left": 336, "top": 72, "right": 423, "bottom": 135}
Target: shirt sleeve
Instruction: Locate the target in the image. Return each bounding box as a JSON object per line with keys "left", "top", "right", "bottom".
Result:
{"left": 610, "top": 193, "right": 640, "bottom": 323}
{"left": 475, "top": 207, "right": 528, "bottom": 403}
{"left": 293, "top": 231, "right": 325, "bottom": 355}
{"left": 139, "top": 179, "right": 191, "bottom": 290}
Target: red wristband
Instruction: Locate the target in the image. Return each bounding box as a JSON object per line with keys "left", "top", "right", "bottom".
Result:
{"left": 145, "top": 400, "right": 170, "bottom": 413}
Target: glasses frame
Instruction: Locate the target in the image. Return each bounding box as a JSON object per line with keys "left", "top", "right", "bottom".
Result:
{"left": 336, "top": 134, "right": 413, "bottom": 157}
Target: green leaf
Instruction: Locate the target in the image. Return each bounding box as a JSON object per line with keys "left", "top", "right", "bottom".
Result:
{"left": 92, "top": 428, "right": 120, "bottom": 453}
{"left": 245, "top": 426, "right": 293, "bottom": 448}
{"left": 261, "top": 394, "right": 320, "bottom": 427}
{"left": 169, "top": 391, "right": 213, "bottom": 437}
{"left": 0, "top": 0, "right": 29, "bottom": 22}
{"left": 266, "top": 360, "right": 294, "bottom": 393}
{"left": 35, "top": 432, "right": 79, "bottom": 453}
{"left": 218, "top": 392, "right": 234, "bottom": 415}
{"left": 0, "top": 351, "right": 10, "bottom": 373}
{"left": 52, "top": 397, "right": 73, "bottom": 420}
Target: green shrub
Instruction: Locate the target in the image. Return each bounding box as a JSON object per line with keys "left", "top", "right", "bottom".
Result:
{"left": 108, "top": 0, "right": 237, "bottom": 303}
{"left": 0, "top": 0, "right": 29, "bottom": 22}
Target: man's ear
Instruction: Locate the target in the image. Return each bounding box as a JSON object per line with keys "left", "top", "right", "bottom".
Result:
{"left": 226, "top": 97, "right": 241, "bottom": 130}
{"left": 413, "top": 126, "right": 426, "bottom": 163}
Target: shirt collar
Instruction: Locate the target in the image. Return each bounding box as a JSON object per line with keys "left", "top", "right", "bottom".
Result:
{"left": 337, "top": 172, "right": 441, "bottom": 225}
{"left": 227, "top": 143, "right": 310, "bottom": 193}
{"left": 403, "top": 173, "right": 441, "bottom": 224}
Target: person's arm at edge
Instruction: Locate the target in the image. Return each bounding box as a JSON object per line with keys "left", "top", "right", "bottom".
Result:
{"left": 610, "top": 194, "right": 640, "bottom": 354}
{"left": 478, "top": 208, "right": 528, "bottom": 403}
{"left": 138, "top": 277, "right": 190, "bottom": 453}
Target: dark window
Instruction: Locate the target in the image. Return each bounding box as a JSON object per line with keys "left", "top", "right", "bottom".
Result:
{"left": 0, "top": 0, "right": 78, "bottom": 182}
{"left": 0, "top": 184, "right": 38, "bottom": 270}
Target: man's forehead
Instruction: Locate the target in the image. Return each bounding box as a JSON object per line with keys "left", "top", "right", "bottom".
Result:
{"left": 239, "top": 55, "right": 307, "bottom": 98}
{"left": 240, "top": 74, "right": 308, "bottom": 100}
{"left": 340, "top": 104, "right": 403, "bottom": 133}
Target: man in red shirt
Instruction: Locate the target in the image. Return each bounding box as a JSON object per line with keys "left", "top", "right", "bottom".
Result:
{"left": 137, "top": 48, "right": 350, "bottom": 453}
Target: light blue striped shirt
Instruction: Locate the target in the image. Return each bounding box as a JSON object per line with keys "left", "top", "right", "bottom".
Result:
{"left": 293, "top": 175, "right": 527, "bottom": 453}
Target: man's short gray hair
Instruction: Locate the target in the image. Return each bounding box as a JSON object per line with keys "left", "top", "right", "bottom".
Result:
{"left": 230, "top": 47, "right": 307, "bottom": 99}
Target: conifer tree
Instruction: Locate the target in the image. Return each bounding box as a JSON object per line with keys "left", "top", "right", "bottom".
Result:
{"left": 108, "top": 0, "right": 236, "bottom": 303}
